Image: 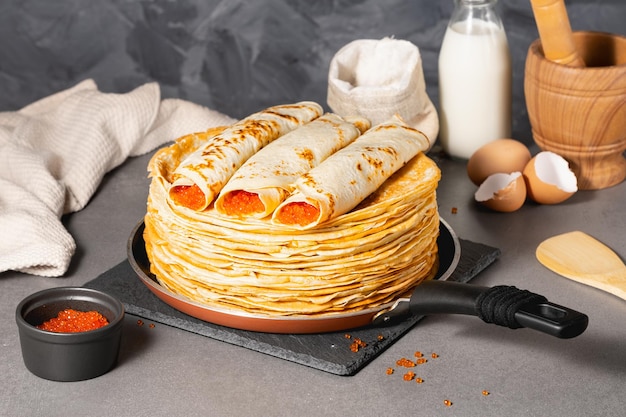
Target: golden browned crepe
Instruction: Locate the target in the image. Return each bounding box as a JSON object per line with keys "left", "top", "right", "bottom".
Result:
{"left": 144, "top": 108, "right": 441, "bottom": 317}
{"left": 168, "top": 101, "right": 323, "bottom": 211}
{"left": 272, "top": 115, "right": 430, "bottom": 229}
{"left": 214, "top": 113, "right": 370, "bottom": 219}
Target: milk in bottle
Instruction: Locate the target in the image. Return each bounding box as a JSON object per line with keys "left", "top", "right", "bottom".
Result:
{"left": 438, "top": 0, "right": 512, "bottom": 159}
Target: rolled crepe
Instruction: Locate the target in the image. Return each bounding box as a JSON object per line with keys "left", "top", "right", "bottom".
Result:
{"left": 214, "top": 113, "right": 370, "bottom": 219}
{"left": 168, "top": 101, "right": 323, "bottom": 211}
{"left": 272, "top": 115, "right": 430, "bottom": 229}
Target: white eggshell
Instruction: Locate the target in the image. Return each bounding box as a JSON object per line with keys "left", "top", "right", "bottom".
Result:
{"left": 523, "top": 151, "right": 578, "bottom": 204}
{"left": 474, "top": 172, "right": 527, "bottom": 212}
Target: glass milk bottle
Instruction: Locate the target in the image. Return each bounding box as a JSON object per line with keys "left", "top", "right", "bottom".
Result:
{"left": 438, "top": 0, "right": 512, "bottom": 159}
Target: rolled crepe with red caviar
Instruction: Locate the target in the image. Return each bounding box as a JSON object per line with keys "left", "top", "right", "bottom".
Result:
{"left": 272, "top": 115, "right": 431, "bottom": 229}
{"left": 214, "top": 113, "right": 370, "bottom": 219}
{"left": 168, "top": 101, "right": 323, "bottom": 211}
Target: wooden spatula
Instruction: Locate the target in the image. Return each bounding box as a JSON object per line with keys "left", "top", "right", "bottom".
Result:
{"left": 536, "top": 231, "right": 626, "bottom": 300}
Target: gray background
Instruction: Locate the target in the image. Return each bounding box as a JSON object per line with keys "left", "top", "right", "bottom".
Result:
{"left": 1, "top": 0, "right": 625, "bottom": 146}
{"left": 2, "top": 2, "right": 626, "bottom": 416}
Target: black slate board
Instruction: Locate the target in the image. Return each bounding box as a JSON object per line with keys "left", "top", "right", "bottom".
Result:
{"left": 85, "top": 239, "right": 499, "bottom": 376}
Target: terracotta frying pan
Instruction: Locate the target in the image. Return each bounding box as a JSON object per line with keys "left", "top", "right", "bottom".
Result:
{"left": 127, "top": 220, "right": 588, "bottom": 337}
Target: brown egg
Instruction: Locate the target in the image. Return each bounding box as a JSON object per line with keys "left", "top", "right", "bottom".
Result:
{"left": 467, "top": 139, "right": 532, "bottom": 185}
{"left": 523, "top": 151, "right": 578, "bottom": 204}
{"left": 474, "top": 172, "right": 527, "bottom": 212}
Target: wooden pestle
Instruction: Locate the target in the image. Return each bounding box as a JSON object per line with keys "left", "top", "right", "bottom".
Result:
{"left": 529, "top": 0, "right": 585, "bottom": 67}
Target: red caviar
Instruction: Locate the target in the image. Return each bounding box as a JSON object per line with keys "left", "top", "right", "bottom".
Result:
{"left": 170, "top": 184, "right": 206, "bottom": 211}
{"left": 275, "top": 201, "right": 319, "bottom": 226}
{"left": 37, "top": 309, "right": 109, "bottom": 333}
{"left": 222, "top": 190, "right": 265, "bottom": 216}
{"left": 349, "top": 338, "right": 367, "bottom": 352}
{"left": 396, "top": 358, "right": 416, "bottom": 368}
{"left": 403, "top": 371, "right": 416, "bottom": 381}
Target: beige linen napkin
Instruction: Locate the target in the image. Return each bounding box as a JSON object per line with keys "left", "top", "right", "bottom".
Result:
{"left": 0, "top": 79, "right": 235, "bottom": 277}
{"left": 327, "top": 37, "right": 438, "bottom": 148}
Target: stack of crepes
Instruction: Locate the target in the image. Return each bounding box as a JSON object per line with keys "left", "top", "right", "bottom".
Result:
{"left": 144, "top": 101, "right": 442, "bottom": 316}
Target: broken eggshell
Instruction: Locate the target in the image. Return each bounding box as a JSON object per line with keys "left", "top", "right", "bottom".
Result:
{"left": 523, "top": 151, "right": 578, "bottom": 204}
{"left": 474, "top": 172, "right": 527, "bottom": 212}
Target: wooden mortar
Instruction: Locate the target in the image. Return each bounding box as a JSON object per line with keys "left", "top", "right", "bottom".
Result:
{"left": 524, "top": 31, "right": 626, "bottom": 190}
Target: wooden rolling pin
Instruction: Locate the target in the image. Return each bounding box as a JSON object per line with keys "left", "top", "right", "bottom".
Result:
{"left": 530, "top": 0, "right": 585, "bottom": 67}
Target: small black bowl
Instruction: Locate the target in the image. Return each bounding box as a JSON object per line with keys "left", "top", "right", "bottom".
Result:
{"left": 16, "top": 287, "right": 124, "bottom": 382}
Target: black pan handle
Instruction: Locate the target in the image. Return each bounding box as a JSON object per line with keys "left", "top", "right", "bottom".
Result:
{"left": 374, "top": 280, "right": 588, "bottom": 339}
